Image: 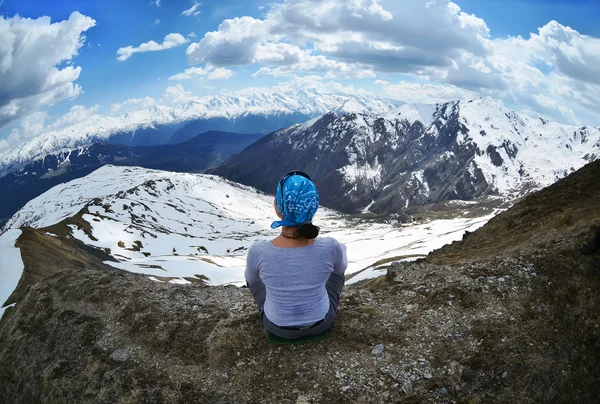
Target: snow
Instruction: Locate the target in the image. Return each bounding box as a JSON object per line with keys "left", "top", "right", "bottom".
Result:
{"left": 344, "top": 212, "right": 496, "bottom": 284}
{"left": 0, "top": 88, "right": 399, "bottom": 176}
{"left": 0, "top": 229, "right": 23, "bottom": 319}
{"left": 2, "top": 166, "right": 501, "bottom": 287}
{"left": 384, "top": 103, "right": 439, "bottom": 126}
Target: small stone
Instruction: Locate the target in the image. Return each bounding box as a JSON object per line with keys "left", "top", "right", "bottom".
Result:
{"left": 335, "top": 370, "right": 341, "bottom": 379}
{"left": 109, "top": 348, "right": 130, "bottom": 363}
{"left": 341, "top": 386, "right": 351, "bottom": 393}
{"left": 296, "top": 395, "right": 310, "bottom": 404}
{"left": 222, "top": 372, "right": 229, "bottom": 379}
{"left": 371, "top": 344, "right": 384, "bottom": 355}
{"left": 382, "top": 392, "right": 390, "bottom": 400}
{"left": 440, "top": 387, "right": 448, "bottom": 395}
{"left": 423, "top": 372, "right": 433, "bottom": 379}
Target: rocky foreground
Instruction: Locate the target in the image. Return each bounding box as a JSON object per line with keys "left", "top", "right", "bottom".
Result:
{"left": 1, "top": 160, "right": 599, "bottom": 403}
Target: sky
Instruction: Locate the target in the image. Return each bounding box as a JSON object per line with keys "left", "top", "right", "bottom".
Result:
{"left": 0, "top": 0, "right": 599, "bottom": 151}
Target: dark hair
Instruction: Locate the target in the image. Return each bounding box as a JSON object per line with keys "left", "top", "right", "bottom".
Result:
{"left": 297, "top": 222, "right": 320, "bottom": 239}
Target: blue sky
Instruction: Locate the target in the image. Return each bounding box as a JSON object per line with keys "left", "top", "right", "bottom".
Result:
{"left": 1, "top": 0, "right": 600, "bottom": 149}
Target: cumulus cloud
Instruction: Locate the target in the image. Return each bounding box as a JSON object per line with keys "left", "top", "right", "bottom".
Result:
{"left": 208, "top": 67, "right": 233, "bottom": 80}
{"left": 186, "top": 0, "right": 489, "bottom": 77}
{"left": 182, "top": 3, "right": 202, "bottom": 17}
{"left": 117, "top": 33, "right": 188, "bottom": 61}
{"left": 161, "top": 84, "right": 196, "bottom": 104}
{"left": 0, "top": 12, "right": 96, "bottom": 128}
{"left": 109, "top": 97, "right": 157, "bottom": 115}
{"left": 2, "top": 104, "right": 100, "bottom": 150}
{"left": 181, "top": 0, "right": 600, "bottom": 124}
{"left": 375, "top": 80, "right": 476, "bottom": 104}
{"left": 168, "top": 66, "right": 233, "bottom": 80}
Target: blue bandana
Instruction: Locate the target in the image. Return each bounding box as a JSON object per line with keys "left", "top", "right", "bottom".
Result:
{"left": 271, "top": 174, "right": 320, "bottom": 229}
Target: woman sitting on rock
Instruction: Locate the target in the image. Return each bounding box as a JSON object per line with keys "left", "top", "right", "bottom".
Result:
{"left": 245, "top": 171, "right": 347, "bottom": 339}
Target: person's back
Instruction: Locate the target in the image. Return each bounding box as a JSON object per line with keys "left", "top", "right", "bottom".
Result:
{"left": 245, "top": 171, "right": 348, "bottom": 339}
{"left": 246, "top": 237, "right": 347, "bottom": 327}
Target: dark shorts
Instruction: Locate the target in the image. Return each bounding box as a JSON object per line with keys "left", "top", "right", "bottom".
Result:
{"left": 247, "top": 272, "right": 345, "bottom": 339}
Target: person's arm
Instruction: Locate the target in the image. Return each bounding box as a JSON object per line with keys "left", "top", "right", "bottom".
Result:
{"left": 244, "top": 244, "right": 260, "bottom": 285}
{"left": 332, "top": 239, "right": 348, "bottom": 276}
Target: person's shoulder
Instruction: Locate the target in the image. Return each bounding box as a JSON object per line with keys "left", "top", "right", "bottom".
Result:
{"left": 248, "top": 239, "right": 271, "bottom": 254}
{"left": 317, "top": 236, "right": 343, "bottom": 248}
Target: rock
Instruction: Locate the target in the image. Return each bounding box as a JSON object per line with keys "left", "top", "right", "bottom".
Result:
{"left": 382, "top": 391, "right": 390, "bottom": 400}
{"left": 341, "top": 386, "right": 351, "bottom": 393}
{"left": 440, "top": 387, "right": 448, "bottom": 395}
{"left": 109, "top": 348, "right": 130, "bottom": 363}
{"left": 222, "top": 372, "right": 229, "bottom": 379}
{"left": 296, "top": 395, "right": 310, "bottom": 404}
{"left": 423, "top": 372, "right": 433, "bottom": 379}
{"left": 371, "top": 344, "right": 384, "bottom": 355}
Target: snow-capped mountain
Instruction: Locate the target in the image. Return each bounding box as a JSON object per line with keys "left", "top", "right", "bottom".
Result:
{"left": 0, "top": 131, "right": 264, "bottom": 224}
{"left": 0, "top": 89, "right": 399, "bottom": 178}
{"left": 212, "top": 97, "right": 600, "bottom": 214}
{"left": 1, "top": 165, "right": 495, "bottom": 294}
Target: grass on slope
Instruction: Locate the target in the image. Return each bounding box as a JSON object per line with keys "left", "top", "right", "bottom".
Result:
{"left": 429, "top": 159, "right": 600, "bottom": 265}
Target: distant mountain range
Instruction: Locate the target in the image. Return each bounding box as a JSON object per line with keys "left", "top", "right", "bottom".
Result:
{"left": 0, "top": 88, "right": 399, "bottom": 177}
{"left": 211, "top": 97, "right": 600, "bottom": 214}
{"left": 0, "top": 131, "right": 263, "bottom": 223}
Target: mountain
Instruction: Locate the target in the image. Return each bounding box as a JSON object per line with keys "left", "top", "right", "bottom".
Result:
{"left": 0, "top": 89, "right": 399, "bottom": 178}
{"left": 1, "top": 162, "right": 598, "bottom": 403}
{"left": 0, "top": 164, "right": 497, "bottom": 311}
{"left": 0, "top": 131, "right": 263, "bottom": 223}
{"left": 211, "top": 97, "right": 600, "bottom": 214}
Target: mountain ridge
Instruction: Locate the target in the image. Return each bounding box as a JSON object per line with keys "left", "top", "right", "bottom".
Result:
{"left": 0, "top": 131, "right": 264, "bottom": 223}
{"left": 0, "top": 88, "right": 399, "bottom": 178}
{"left": 211, "top": 97, "right": 600, "bottom": 214}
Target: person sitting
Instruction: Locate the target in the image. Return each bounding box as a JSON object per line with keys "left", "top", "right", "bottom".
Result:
{"left": 245, "top": 171, "right": 347, "bottom": 339}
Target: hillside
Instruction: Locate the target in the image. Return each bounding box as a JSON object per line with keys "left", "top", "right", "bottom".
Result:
{"left": 0, "top": 131, "right": 263, "bottom": 223}
{"left": 429, "top": 158, "right": 600, "bottom": 264}
{"left": 212, "top": 97, "right": 600, "bottom": 214}
{"left": 0, "top": 163, "right": 599, "bottom": 402}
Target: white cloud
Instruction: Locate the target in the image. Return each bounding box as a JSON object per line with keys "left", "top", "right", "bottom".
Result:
{"left": 182, "top": 3, "right": 202, "bottom": 17}
{"left": 168, "top": 66, "right": 210, "bottom": 80}
{"left": 181, "top": 0, "right": 600, "bottom": 124}
{"left": 208, "top": 67, "right": 233, "bottom": 80}
{"left": 154, "top": 19, "right": 160, "bottom": 25}
{"left": 0, "top": 12, "right": 96, "bottom": 128}
{"left": 49, "top": 105, "right": 100, "bottom": 130}
{"left": 375, "top": 80, "right": 476, "bottom": 104}
{"left": 168, "top": 66, "right": 233, "bottom": 81}
{"left": 109, "top": 97, "right": 157, "bottom": 115}
{"left": 161, "top": 84, "right": 195, "bottom": 104}
{"left": 153, "top": 0, "right": 161, "bottom": 6}
{"left": 117, "top": 33, "right": 188, "bottom": 61}
{"left": 188, "top": 32, "right": 197, "bottom": 38}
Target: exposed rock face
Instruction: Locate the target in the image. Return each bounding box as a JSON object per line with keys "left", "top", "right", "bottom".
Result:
{"left": 212, "top": 98, "right": 600, "bottom": 214}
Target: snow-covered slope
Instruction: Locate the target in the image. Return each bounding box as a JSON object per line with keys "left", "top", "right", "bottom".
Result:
{"left": 213, "top": 97, "right": 600, "bottom": 213}
{"left": 1, "top": 165, "right": 495, "bottom": 289}
{"left": 0, "top": 89, "right": 399, "bottom": 177}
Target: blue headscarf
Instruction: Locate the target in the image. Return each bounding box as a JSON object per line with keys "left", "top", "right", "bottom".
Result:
{"left": 271, "top": 174, "right": 320, "bottom": 229}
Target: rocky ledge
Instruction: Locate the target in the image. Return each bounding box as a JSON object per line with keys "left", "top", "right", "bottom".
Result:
{"left": 1, "top": 232, "right": 598, "bottom": 403}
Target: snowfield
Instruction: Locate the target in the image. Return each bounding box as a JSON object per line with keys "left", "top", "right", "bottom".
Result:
{"left": 1, "top": 165, "right": 498, "bottom": 296}
{"left": 0, "top": 229, "right": 24, "bottom": 319}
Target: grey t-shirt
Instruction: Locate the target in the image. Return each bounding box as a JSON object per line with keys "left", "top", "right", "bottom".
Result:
{"left": 244, "top": 237, "right": 348, "bottom": 327}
